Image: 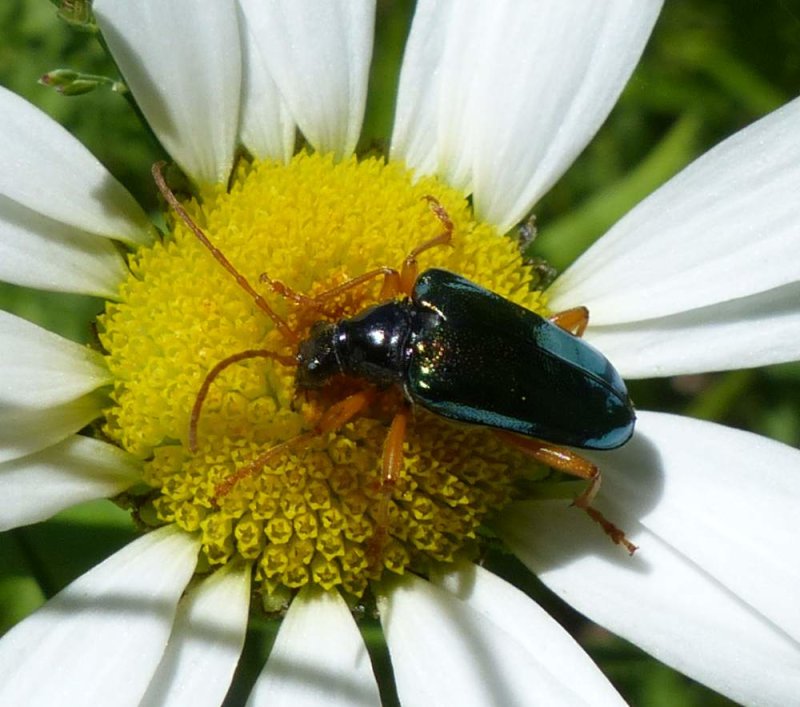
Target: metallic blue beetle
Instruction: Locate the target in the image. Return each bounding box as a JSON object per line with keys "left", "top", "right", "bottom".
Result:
{"left": 297, "top": 268, "right": 635, "bottom": 451}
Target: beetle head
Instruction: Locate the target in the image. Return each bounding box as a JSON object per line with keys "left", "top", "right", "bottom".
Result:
{"left": 296, "top": 321, "right": 340, "bottom": 388}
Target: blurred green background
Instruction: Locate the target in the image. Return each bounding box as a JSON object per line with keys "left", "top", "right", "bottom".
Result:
{"left": 1, "top": 1, "right": 799, "bottom": 705}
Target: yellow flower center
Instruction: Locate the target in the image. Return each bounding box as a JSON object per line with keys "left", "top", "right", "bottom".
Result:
{"left": 99, "top": 153, "right": 548, "bottom": 599}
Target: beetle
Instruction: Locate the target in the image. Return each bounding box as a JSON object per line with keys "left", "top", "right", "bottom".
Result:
{"left": 296, "top": 267, "right": 635, "bottom": 451}
{"left": 152, "top": 162, "right": 637, "bottom": 557}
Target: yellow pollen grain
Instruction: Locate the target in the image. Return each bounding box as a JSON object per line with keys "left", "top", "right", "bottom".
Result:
{"left": 99, "top": 152, "right": 548, "bottom": 598}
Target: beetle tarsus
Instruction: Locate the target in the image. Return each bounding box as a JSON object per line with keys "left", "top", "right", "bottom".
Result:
{"left": 579, "top": 505, "right": 638, "bottom": 555}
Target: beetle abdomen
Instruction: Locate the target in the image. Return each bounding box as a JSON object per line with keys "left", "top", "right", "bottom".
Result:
{"left": 407, "top": 270, "right": 635, "bottom": 450}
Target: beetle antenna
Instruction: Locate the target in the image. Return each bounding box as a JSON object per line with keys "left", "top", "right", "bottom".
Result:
{"left": 152, "top": 162, "right": 299, "bottom": 344}
{"left": 189, "top": 348, "right": 295, "bottom": 453}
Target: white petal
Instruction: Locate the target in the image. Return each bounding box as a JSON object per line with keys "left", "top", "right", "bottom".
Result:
{"left": 140, "top": 564, "right": 251, "bottom": 707}
{"left": 237, "top": 2, "right": 296, "bottom": 161}
{"left": 379, "top": 573, "right": 607, "bottom": 706}
{"left": 471, "top": 0, "right": 662, "bottom": 232}
{"left": 496, "top": 411, "right": 800, "bottom": 707}
{"left": 550, "top": 96, "right": 800, "bottom": 325}
{"left": 0, "top": 392, "right": 104, "bottom": 464}
{"left": 238, "top": 0, "right": 375, "bottom": 160}
{"left": 94, "top": 0, "right": 241, "bottom": 185}
{"left": 0, "top": 310, "right": 110, "bottom": 407}
{"left": 389, "top": 0, "right": 454, "bottom": 179}
{"left": 582, "top": 280, "right": 800, "bottom": 378}
{"left": 0, "top": 435, "right": 140, "bottom": 531}
{"left": 434, "top": 564, "right": 626, "bottom": 706}
{"left": 0, "top": 86, "right": 150, "bottom": 245}
{"left": 0, "top": 526, "right": 200, "bottom": 707}
{"left": 391, "top": 0, "right": 662, "bottom": 233}
{"left": 0, "top": 194, "right": 129, "bottom": 296}
{"left": 247, "top": 587, "right": 380, "bottom": 707}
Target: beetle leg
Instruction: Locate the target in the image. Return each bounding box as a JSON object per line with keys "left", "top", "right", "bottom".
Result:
{"left": 214, "top": 388, "right": 376, "bottom": 499}
{"left": 367, "top": 405, "right": 411, "bottom": 569}
{"left": 398, "top": 196, "right": 455, "bottom": 294}
{"left": 548, "top": 306, "right": 590, "bottom": 337}
{"left": 261, "top": 195, "right": 454, "bottom": 315}
{"left": 258, "top": 272, "right": 316, "bottom": 307}
{"left": 496, "top": 431, "right": 637, "bottom": 554}
{"left": 299, "top": 266, "right": 404, "bottom": 307}
{"left": 258, "top": 267, "right": 405, "bottom": 323}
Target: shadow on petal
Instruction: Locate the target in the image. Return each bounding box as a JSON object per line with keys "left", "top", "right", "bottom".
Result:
{"left": 495, "top": 426, "right": 667, "bottom": 575}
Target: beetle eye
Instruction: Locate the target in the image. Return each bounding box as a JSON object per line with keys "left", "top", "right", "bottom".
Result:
{"left": 309, "top": 320, "right": 330, "bottom": 337}
{"left": 296, "top": 323, "right": 338, "bottom": 388}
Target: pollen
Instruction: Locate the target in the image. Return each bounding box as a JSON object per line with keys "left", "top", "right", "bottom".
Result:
{"left": 99, "top": 153, "right": 548, "bottom": 599}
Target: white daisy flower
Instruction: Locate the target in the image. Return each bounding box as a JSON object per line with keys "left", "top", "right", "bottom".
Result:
{"left": 1, "top": 1, "right": 799, "bottom": 706}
